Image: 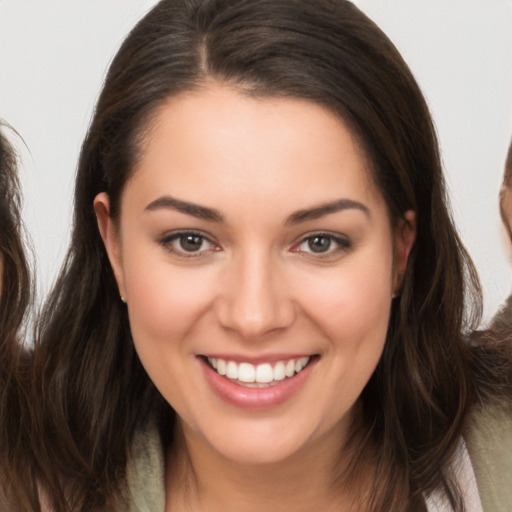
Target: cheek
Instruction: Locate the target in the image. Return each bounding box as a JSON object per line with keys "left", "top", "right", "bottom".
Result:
{"left": 301, "top": 257, "right": 393, "bottom": 416}
{"left": 502, "top": 187, "right": 512, "bottom": 230}
{"left": 299, "top": 255, "right": 394, "bottom": 345}
{"left": 122, "top": 248, "right": 217, "bottom": 344}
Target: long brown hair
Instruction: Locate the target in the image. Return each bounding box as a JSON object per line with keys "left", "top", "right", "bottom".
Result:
{"left": 32, "top": 1, "right": 488, "bottom": 510}
{"left": 0, "top": 125, "right": 36, "bottom": 510}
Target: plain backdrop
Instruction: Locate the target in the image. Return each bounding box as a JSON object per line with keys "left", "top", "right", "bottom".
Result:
{"left": 1, "top": 0, "right": 511, "bottom": 325}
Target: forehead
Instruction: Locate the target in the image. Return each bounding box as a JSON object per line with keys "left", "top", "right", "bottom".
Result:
{"left": 127, "top": 85, "right": 385, "bottom": 216}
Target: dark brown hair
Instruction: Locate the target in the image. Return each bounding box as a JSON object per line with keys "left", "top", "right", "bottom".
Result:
{"left": 32, "top": 1, "right": 489, "bottom": 510}
{"left": 0, "top": 125, "right": 36, "bottom": 510}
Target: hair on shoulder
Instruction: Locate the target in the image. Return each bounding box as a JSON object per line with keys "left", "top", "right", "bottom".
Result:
{"left": 0, "top": 123, "right": 38, "bottom": 511}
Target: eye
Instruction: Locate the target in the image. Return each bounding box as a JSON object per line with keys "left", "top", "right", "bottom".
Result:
{"left": 305, "top": 235, "right": 333, "bottom": 253}
{"left": 159, "top": 231, "right": 218, "bottom": 257}
{"left": 292, "top": 233, "right": 351, "bottom": 257}
{"left": 176, "top": 233, "right": 207, "bottom": 252}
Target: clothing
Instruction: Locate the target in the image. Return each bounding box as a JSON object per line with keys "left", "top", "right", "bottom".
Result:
{"left": 124, "top": 404, "right": 512, "bottom": 511}
{"left": 425, "top": 439, "right": 483, "bottom": 512}
{"left": 124, "top": 421, "right": 165, "bottom": 512}
{"left": 463, "top": 403, "right": 512, "bottom": 511}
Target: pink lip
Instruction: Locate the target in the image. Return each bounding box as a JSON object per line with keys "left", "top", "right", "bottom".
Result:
{"left": 199, "top": 356, "right": 317, "bottom": 409}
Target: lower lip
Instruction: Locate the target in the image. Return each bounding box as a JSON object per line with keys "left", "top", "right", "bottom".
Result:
{"left": 199, "top": 357, "right": 316, "bottom": 409}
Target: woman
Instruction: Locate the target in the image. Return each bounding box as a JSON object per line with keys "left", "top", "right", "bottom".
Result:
{"left": 491, "top": 138, "right": 512, "bottom": 333}
{"left": 499, "top": 139, "right": 512, "bottom": 240}
{"left": 0, "top": 125, "right": 35, "bottom": 509}
{"left": 464, "top": 138, "right": 512, "bottom": 511}
{"left": 31, "top": 1, "right": 510, "bottom": 511}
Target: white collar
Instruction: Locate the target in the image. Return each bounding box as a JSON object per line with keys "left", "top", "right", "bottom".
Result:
{"left": 426, "top": 438, "right": 483, "bottom": 512}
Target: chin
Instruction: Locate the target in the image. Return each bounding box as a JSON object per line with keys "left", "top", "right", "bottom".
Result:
{"left": 212, "top": 437, "right": 307, "bottom": 466}
{"left": 191, "top": 415, "right": 319, "bottom": 466}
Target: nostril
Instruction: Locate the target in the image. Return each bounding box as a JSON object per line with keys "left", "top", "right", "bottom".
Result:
{"left": 213, "top": 263, "right": 297, "bottom": 338}
{"left": 215, "top": 300, "right": 294, "bottom": 339}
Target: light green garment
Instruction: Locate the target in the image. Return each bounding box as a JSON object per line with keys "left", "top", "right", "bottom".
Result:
{"left": 125, "top": 421, "right": 165, "bottom": 512}
{"left": 464, "top": 403, "right": 512, "bottom": 512}
{"left": 125, "top": 405, "right": 512, "bottom": 511}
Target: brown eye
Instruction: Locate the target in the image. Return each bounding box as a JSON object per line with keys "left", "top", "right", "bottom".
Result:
{"left": 179, "top": 234, "right": 205, "bottom": 252}
{"left": 292, "top": 232, "right": 351, "bottom": 258}
{"left": 307, "top": 236, "right": 332, "bottom": 253}
{"left": 159, "top": 230, "right": 217, "bottom": 258}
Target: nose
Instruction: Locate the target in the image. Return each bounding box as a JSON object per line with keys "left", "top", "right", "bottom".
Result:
{"left": 214, "top": 250, "right": 296, "bottom": 339}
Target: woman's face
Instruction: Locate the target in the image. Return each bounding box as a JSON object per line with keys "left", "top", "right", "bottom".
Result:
{"left": 501, "top": 182, "right": 512, "bottom": 238}
{"left": 96, "top": 85, "right": 414, "bottom": 465}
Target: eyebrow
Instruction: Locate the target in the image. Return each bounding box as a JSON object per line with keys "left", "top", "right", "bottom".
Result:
{"left": 145, "top": 195, "right": 370, "bottom": 225}
{"left": 285, "top": 199, "right": 370, "bottom": 225}
{"left": 145, "top": 196, "right": 224, "bottom": 223}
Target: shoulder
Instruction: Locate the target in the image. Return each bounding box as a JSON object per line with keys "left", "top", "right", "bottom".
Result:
{"left": 463, "top": 401, "right": 512, "bottom": 511}
{"left": 123, "top": 420, "right": 166, "bottom": 512}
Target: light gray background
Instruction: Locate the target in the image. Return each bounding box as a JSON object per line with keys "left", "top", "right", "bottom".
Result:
{"left": 1, "top": 0, "right": 511, "bottom": 325}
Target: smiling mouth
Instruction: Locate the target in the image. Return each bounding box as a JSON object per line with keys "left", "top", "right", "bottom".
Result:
{"left": 204, "top": 356, "right": 315, "bottom": 388}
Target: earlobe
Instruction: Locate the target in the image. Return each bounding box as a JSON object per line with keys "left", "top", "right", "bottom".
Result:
{"left": 393, "top": 210, "right": 416, "bottom": 296}
{"left": 93, "top": 192, "right": 126, "bottom": 300}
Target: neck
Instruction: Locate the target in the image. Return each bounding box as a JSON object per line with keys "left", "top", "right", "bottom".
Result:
{"left": 165, "top": 410, "right": 373, "bottom": 512}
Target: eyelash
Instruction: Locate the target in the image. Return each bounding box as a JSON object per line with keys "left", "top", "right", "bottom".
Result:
{"left": 159, "top": 230, "right": 219, "bottom": 259}
{"left": 158, "top": 230, "right": 351, "bottom": 259}
{"left": 291, "top": 232, "right": 352, "bottom": 258}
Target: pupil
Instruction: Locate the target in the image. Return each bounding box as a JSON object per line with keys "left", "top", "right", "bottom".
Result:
{"left": 180, "top": 234, "right": 202, "bottom": 252}
{"left": 308, "top": 236, "right": 331, "bottom": 253}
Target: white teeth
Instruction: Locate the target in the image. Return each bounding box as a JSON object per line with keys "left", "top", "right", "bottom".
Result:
{"left": 217, "top": 359, "right": 227, "bottom": 376}
{"left": 226, "top": 361, "right": 238, "bottom": 379}
{"left": 238, "top": 362, "right": 256, "bottom": 383}
{"left": 295, "top": 356, "right": 309, "bottom": 373}
{"left": 273, "top": 361, "right": 286, "bottom": 381}
{"left": 207, "top": 356, "right": 311, "bottom": 384}
{"left": 255, "top": 363, "right": 273, "bottom": 383}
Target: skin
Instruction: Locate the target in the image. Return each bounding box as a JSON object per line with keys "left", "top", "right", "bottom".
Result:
{"left": 499, "top": 143, "right": 512, "bottom": 240}
{"left": 95, "top": 85, "right": 415, "bottom": 511}
{"left": 501, "top": 183, "right": 512, "bottom": 240}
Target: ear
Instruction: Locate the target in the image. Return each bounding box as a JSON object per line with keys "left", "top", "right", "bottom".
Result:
{"left": 94, "top": 192, "right": 127, "bottom": 301}
{"left": 392, "top": 210, "right": 416, "bottom": 296}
